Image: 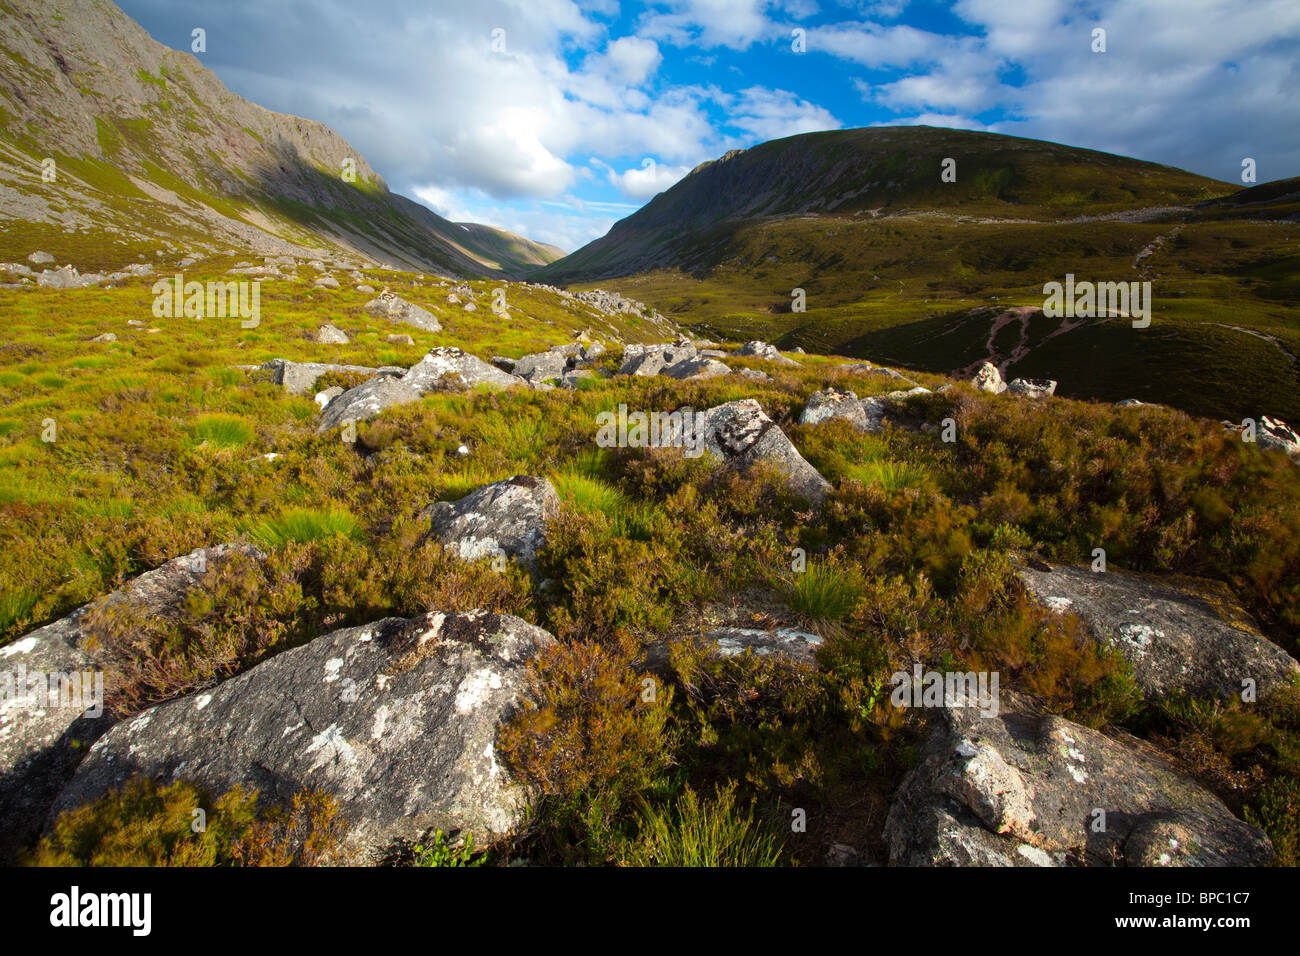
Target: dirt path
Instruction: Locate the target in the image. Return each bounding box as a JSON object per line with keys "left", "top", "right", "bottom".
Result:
{"left": 1212, "top": 323, "right": 1298, "bottom": 366}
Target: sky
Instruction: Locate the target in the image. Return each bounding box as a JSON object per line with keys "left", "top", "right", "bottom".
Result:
{"left": 117, "top": 0, "right": 1300, "bottom": 253}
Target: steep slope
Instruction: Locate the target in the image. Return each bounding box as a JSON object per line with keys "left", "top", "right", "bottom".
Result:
{"left": 0, "top": 0, "right": 559, "bottom": 276}
{"left": 538, "top": 126, "right": 1232, "bottom": 283}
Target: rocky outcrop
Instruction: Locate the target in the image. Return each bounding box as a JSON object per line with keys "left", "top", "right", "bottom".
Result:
{"left": 733, "top": 340, "right": 800, "bottom": 367}
{"left": 1007, "top": 378, "right": 1057, "bottom": 398}
{"left": 48, "top": 610, "right": 556, "bottom": 863}
{"left": 0, "top": 544, "right": 258, "bottom": 863}
{"left": 645, "top": 627, "right": 823, "bottom": 674}
{"left": 884, "top": 691, "right": 1273, "bottom": 866}
{"left": 701, "top": 400, "right": 830, "bottom": 502}
{"left": 314, "top": 324, "right": 349, "bottom": 344}
{"left": 419, "top": 476, "right": 560, "bottom": 571}
{"left": 799, "top": 386, "right": 931, "bottom": 434}
{"left": 970, "top": 362, "right": 1007, "bottom": 394}
{"left": 662, "top": 357, "right": 731, "bottom": 380}
{"left": 364, "top": 291, "right": 442, "bottom": 333}
{"left": 259, "top": 359, "right": 402, "bottom": 396}
{"left": 1257, "top": 416, "right": 1300, "bottom": 459}
{"left": 1018, "top": 562, "right": 1300, "bottom": 703}
{"left": 316, "top": 376, "right": 422, "bottom": 433}
{"left": 400, "top": 347, "right": 524, "bottom": 393}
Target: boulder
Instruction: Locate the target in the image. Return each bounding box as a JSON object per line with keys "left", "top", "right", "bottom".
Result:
{"left": 734, "top": 340, "right": 800, "bottom": 367}
{"left": 356, "top": 284, "right": 376, "bottom": 294}
{"left": 581, "top": 342, "right": 606, "bottom": 362}
{"left": 0, "top": 545, "right": 258, "bottom": 863}
{"left": 419, "top": 476, "right": 559, "bottom": 571}
{"left": 1258, "top": 416, "right": 1300, "bottom": 458}
{"left": 884, "top": 691, "right": 1273, "bottom": 866}
{"left": 1007, "top": 378, "right": 1057, "bottom": 398}
{"left": 560, "top": 369, "right": 595, "bottom": 389}
{"left": 617, "top": 342, "right": 698, "bottom": 377}
{"left": 89, "top": 332, "right": 117, "bottom": 343}
{"left": 48, "top": 610, "right": 556, "bottom": 864}
{"left": 314, "top": 386, "right": 344, "bottom": 410}
{"left": 645, "top": 627, "right": 823, "bottom": 674}
{"left": 258, "top": 359, "right": 402, "bottom": 396}
{"left": 314, "top": 275, "right": 340, "bottom": 290}
{"left": 386, "top": 334, "right": 414, "bottom": 346}
{"left": 737, "top": 368, "right": 771, "bottom": 383}
{"left": 316, "top": 376, "right": 423, "bottom": 433}
{"left": 700, "top": 400, "right": 831, "bottom": 502}
{"left": 799, "top": 387, "right": 872, "bottom": 431}
{"left": 314, "top": 324, "right": 349, "bottom": 345}
{"left": 27, "top": 251, "right": 54, "bottom": 265}
{"left": 364, "top": 291, "right": 442, "bottom": 333}
{"left": 512, "top": 350, "right": 569, "bottom": 384}
{"left": 970, "top": 362, "right": 1008, "bottom": 394}
{"left": 400, "top": 347, "right": 524, "bottom": 393}
{"left": 662, "top": 357, "right": 731, "bottom": 380}
{"left": 1018, "top": 562, "right": 1299, "bottom": 703}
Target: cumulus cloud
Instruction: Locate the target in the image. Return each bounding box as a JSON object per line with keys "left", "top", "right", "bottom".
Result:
{"left": 840, "top": 0, "right": 1300, "bottom": 178}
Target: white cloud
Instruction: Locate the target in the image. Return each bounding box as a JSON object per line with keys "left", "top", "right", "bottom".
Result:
{"left": 597, "top": 158, "right": 694, "bottom": 199}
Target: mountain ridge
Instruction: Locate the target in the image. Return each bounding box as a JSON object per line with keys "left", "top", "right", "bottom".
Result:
{"left": 0, "top": 0, "right": 561, "bottom": 276}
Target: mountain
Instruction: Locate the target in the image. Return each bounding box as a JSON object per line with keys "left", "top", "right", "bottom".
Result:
{"left": 537, "top": 127, "right": 1299, "bottom": 424}
{"left": 0, "top": 0, "right": 563, "bottom": 276}
{"left": 537, "top": 126, "right": 1231, "bottom": 283}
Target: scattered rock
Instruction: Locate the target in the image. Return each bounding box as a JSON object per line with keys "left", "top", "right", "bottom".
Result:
{"left": 259, "top": 359, "right": 401, "bottom": 396}
{"left": 419, "top": 476, "right": 560, "bottom": 571}
{"left": 1007, "top": 378, "right": 1057, "bottom": 398}
{"left": 661, "top": 357, "right": 731, "bottom": 380}
{"left": 27, "top": 251, "right": 54, "bottom": 265}
{"left": 970, "top": 362, "right": 1008, "bottom": 394}
{"left": 314, "top": 324, "right": 349, "bottom": 345}
{"left": 400, "top": 347, "right": 524, "bottom": 393}
{"left": 317, "top": 376, "right": 422, "bottom": 433}
{"left": 47, "top": 610, "right": 556, "bottom": 864}
{"left": 700, "top": 400, "right": 831, "bottom": 502}
{"left": 386, "top": 334, "right": 414, "bottom": 346}
{"left": 88, "top": 332, "right": 117, "bottom": 343}
{"left": 512, "top": 350, "right": 569, "bottom": 384}
{"left": 884, "top": 690, "right": 1273, "bottom": 866}
{"left": 734, "top": 340, "right": 800, "bottom": 367}
{"left": 0, "top": 545, "right": 259, "bottom": 863}
{"left": 365, "top": 291, "right": 442, "bottom": 333}
{"left": 314, "top": 386, "right": 344, "bottom": 410}
{"left": 1258, "top": 416, "right": 1300, "bottom": 459}
{"left": 737, "top": 368, "right": 771, "bottom": 382}
{"left": 1018, "top": 561, "right": 1300, "bottom": 703}
{"left": 799, "top": 387, "right": 873, "bottom": 432}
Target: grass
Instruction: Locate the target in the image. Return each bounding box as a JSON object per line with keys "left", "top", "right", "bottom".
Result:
{"left": 190, "top": 413, "right": 253, "bottom": 449}
{"left": 781, "top": 560, "right": 864, "bottom": 623}
{"left": 620, "top": 782, "right": 786, "bottom": 867}
{"left": 246, "top": 507, "right": 362, "bottom": 547}
{"left": 1, "top": 260, "right": 1298, "bottom": 867}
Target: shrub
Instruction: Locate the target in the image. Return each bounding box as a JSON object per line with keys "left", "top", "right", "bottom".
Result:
{"left": 28, "top": 777, "right": 338, "bottom": 867}
{"left": 499, "top": 637, "right": 675, "bottom": 862}
{"left": 412, "top": 830, "right": 483, "bottom": 867}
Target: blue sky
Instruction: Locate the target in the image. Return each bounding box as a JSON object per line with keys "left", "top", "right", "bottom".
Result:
{"left": 118, "top": 0, "right": 1300, "bottom": 252}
